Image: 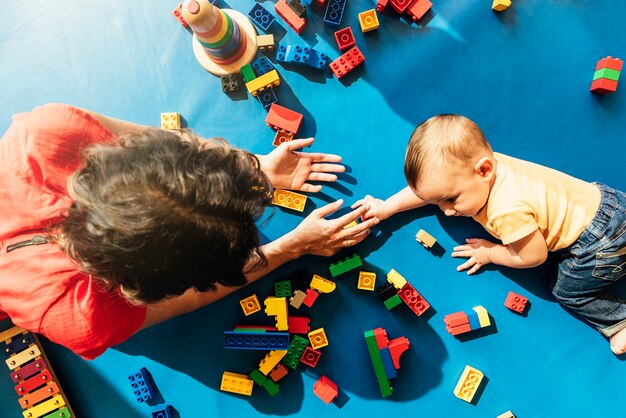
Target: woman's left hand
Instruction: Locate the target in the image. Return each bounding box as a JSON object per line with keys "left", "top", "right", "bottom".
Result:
{"left": 258, "top": 137, "right": 345, "bottom": 193}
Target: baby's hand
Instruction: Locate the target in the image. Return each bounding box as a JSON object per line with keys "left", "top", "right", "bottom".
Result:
{"left": 352, "top": 195, "right": 391, "bottom": 222}
{"left": 451, "top": 238, "right": 496, "bottom": 275}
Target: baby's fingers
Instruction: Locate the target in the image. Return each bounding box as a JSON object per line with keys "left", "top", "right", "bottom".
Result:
{"left": 467, "top": 263, "right": 482, "bottom": 275}
{"left": 456, "top": 258, "right": 475, "bottom": 272}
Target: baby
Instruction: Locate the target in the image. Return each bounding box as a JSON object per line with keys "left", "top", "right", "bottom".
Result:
{"left": 354, "top": 114, "right": 626, "bottom": 355}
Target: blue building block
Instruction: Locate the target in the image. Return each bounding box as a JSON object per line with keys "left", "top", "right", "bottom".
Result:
{"left": 252, "top": 56, "right": 275, "bottom": 76}
{"left": 379, "top": 347, "right": 398, "bottom": 380}
{"left": 257, "top": 87, "right": 278, "bottom": 109}
{"left": 306, "top": 49, "right": 327, "bottom": 70}
{"left": 151, "top": 404, "right": 173, "bottom": 418}
{"left": 467, "top": 310, "right": 481, "bottom": 330}
{"left": 248, "top": 3, "right": 275, "bottom": 31}
{"left": 224, "top": 331, "right": 290, "bottom": 350}
{"left": 277, "top": 44, "right": 311, "bottom": 66}
{"left": 323, "top": 0, "right": 346, "bottom": 27}
{"left": 128, "top": 367, "right": 155, "bottom": 403}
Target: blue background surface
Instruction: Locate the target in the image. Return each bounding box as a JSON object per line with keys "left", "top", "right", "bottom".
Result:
{"left": 1, "top": 0, "right": 625, "bottom": 417}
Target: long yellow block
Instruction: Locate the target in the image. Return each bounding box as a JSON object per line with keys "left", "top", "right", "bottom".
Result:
{"left": 258, "top": 350, "right": 288, "bottom": 375}
{"left": 310, "top": 275, "right": 336, "bottom": 294}
{"left": 264, "top": 297, "right": 288, "bottom": 331}
{"left": 245, "top": 70, "right": 280, "bottom": 96}
{"left": 220, "top": 372, "right": 253, "bottom": 396}
{"left": 472, "top": 306, "right": 491, "bottom": 328}
{"left": 387, "top": 269, "right": 407, "bottom": 289}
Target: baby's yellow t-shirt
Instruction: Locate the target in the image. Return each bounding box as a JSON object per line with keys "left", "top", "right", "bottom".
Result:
{"left": 472, "top": 153, "right": 601, "bottom": 251}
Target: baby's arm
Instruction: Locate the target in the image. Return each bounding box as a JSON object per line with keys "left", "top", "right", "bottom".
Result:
{"left": 352, "top": 186, "right": 428, "bottom": 221}
{"left": 451, "top": 229, "right": 549, "bottom": 275}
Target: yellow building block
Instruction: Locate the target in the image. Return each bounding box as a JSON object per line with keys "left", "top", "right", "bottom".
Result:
{"left": 160, "top": 112, "right": 181, "bottom": 130}
{"left": 258, "top": 350, "right": 288, "bottom": 375}
{"left": 272, "top": 189, "right": 307, "bottom": 212}
{"left": 264, "top": 296, "right": 289, "bottom": 331}
{"left": 472, "top": 306, "right": 491, "bottom": 328}
{"left": 492, "top": 0, "right": 511, "bottom": 11}
{"left": 453, "top": 365, "right": 484, "bottom": 403}
{"left": 240, "top": 294, "right": 261, "bottom": 316}
{"left": 256, "top": 34, "right": 275, "bottom": 51}
{"left": 310, "top": 274, "right": 336, "bottom": 293}
{"left": 357, "top": 271, "right": 376, "bottom": 291}
{"left": 308, "top": 328, "right": 329, "bottom": 350}
{"left": 497, "top": 411, "right": 516, "bottom": 418}
{"left": 343, "top": 220, "right": 358, "bottom": 229}
{"left": 358, "top": 9, "right": 379, "bottom": 32}
{"left": 415, "top": 229, "right": 437, "bottom": 248}
{"left": 220, "top": 372, "right": 254, "bottom": 396}
{"left": 387, "top": 269, "right": 407, "bottom": 290}
{"left": 245, "top": 69, "right": 280, "bottom": 96}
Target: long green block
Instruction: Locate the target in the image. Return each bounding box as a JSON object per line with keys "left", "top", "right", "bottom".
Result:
{"left": 249, "top": 368, "right": 268, "bottom": 386}
{"left": 329, "top": 253, "right": 363, "bottom": 277}
{"left": 384, "top": 294, "right": 403, "bottom": 310}
{"left": 282, "top": 335, "right": 309, "bottom": 369}
{"left": 364, "top": 330, "right": 393, "bottom": 397}
{"left": 240, "top": 64, "right": 256, "bottom": 83}
{"left": 262, "top": 378, "right": 280, "bottom": 396}
{"left": 593, "top": 68, "right": 621, "bottom": 82}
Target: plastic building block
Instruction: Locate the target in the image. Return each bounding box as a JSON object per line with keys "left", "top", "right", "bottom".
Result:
{"left": 363, "top": 330, "right": 393, "bottom": 397}
{"left": 288, "top": 316, "right": 311, "bottom": 334}
{"left": 378, "top": 282, "right": 398, "bottom": 301}
{"left": 357, "top": 271, "right": 376, "bottom": 291}
{"left": 504, "top": 291, "right": 528, "bottom": 313}
{"left": 444, "top": 311, "right": 472, "bottom": 335}
{"left": 389, "top": 0, "right": 411, "bottom": 14}
{"left": 302, "top": 289, "right": 319, "bottom": 307}
{"left": 273, "top": 129, "right": 294, "bottom": 146}
{"left": 257, "top": 34, "right": 275, "bottom": 52}
{"left": 323, "top": 0, "right": 346, "bottom": 26}
{"left": 172, "top": 3, "right": 189, "bottom": 28}
{"left": 343, "top": 219, "right": 358, "bottom": 229}
{"left": 406, "top": 0, "right": 432, "bottom": 22}
{"left": 596, "top": 56, "right": 623, "bottom": 72}
{"left": 310, "top": 274, "right": 336, "bottom": 293}
{"left": 245, "top": 69, "right": 280, "bottom": 96}
{"left": 151, "top": 404, "right": 173, "bottom": 418}
{"left": 590, "top": 78, "right": 618, "bottom": 94}
{"left": 220, "top": 372, "right": 253, "bottom": 396}
{"left": 415, "top": 229, "right": 436, "bottom": 248}
{"left": 497, "top": 411, "right": 516, "bottom": 418}
{"left": 265, "top": 103, "right": 303, "bottom": 134}
{"left": 300, "top": 346, "right": 322, "bottom": 367}
{"left": 220, "top": 74, "right": 243, "bottom": 93}
{"left": 372, "top": 328, "right": 388, "bottom": 349}
{"left": 454, "top": 365, "right": 484, "bottom": 403}
{"left": 591, "top": 57, "right": 622, "bottom": 94}
{"left": 233, "top": 325, "right": 276, "bottom": 332}
{"left": 269, "top": 363, "right": 289, "bottom": 382}
{"left": 240, "top": 294, "right": 261, "bottom": 316}
{"left": 264, "top": 296, "right": 289, "bottom": 331}
{"left": 274, "top": 280, "right": 292, "bottom": 298}
{"left": 492, "top": 0, "right": 511, "bottom": 12}
{"left": 308, "top": 328, "right": 329, "bottom": 349}
{"left": 313, "top": 375, "right": 338, "bottom": 404}
{"left": 248, "top": 3, "right": 275, "bottom": 31}
{"left": 277, "top": 44, "right": 310, "bottom": 65}
{"left": 282, "top": 335, "right": 309, "bottom": 369}
{"left": 387, "top": 337, "right": 410, "bottom": 369}
{"left": 384, "top": 294, "right": 403, "bottom": 310}
{"left": 593, "top": 67, "right": 621, "bottom": 82}
{"left": 160, "top": 113, "right": 180, "bottom": 130}
{"left": 334, "top": 27, "right": 356, "bottom": 51}
{"left": 262, "top": 377, "right": 280, "bottom": 396}
{"left": 330, "top": 46, "right": 365, "bottom": 79}
{"left": 397, "top": 282, "right": 431, "bottom": 316}
{"left": 240, "top": 64, "right": 256, "bottom": 83}
{"left": 472, "top": 306, "right": 491, "bottom": 327}
{"left": 376, "top": 0, "right": 389, "bottom": 12}
{"left": 275, "top": 0, "right": 306, "bottom": 34}
{"left": 466, "top": 310, "right": 481, "bottom": 330}
{"left": 257, "top": 88, "right": 278, "bottom": 110}
{"left": 259, "top": 350, "right": 288, "bottom": 375}
{"left": 288, "top": 0, "right": 307, "bottom": 17}
{"left": 272, "top": 189, "right": 307, "bottom": 212}
{"left": 290, "top": 289, "right": 307, "bottom": 309}
{"left": 358, "top": 10, "right": 379, "bottom": 32}
{"left": 386, "top": 269, "right": 407, "bottom": 289}
{"left": 127, "top": 367, "right": 155, "bottom": 403}
{"left": 329, "top": 253, "right": 363, "bottom": 277}
{"left": 379, "top": 347, "right": 397, "bottom": 379}
{"left": 307, "top": 48, "right": 328, "bottom": 70}
{"left": 252, "top": 56, "right": 275, "bottom": 77}
{"left": 223, "top": 331, "right": 290, "bottom": 350}
{"left": 248, "top": 368, "right": 267, "bottom": 386}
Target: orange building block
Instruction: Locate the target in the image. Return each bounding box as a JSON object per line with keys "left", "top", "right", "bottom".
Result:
{"left": 265, "top": 103, "right": 303, "bottom": 134}
{"left": 240, "top": 294, "right": 261, "bottom": 316}
{"left": 308, "top": 328, "right": 329, "bottom": 349}
{"left": 357, "top": 271, "right": 376, "bottom": 291}
{"left": 275, "top": 0, "right": 306, "bottom": 34}
{"left": 272, "top": 130, "right": 294, "bottom": 147}
{"left": 313, "top": 375, "right": 338, "bottom": 404}
{"left": 269, "top": 364, "right": 289, "bottom": 382}
{"left": 272, "top": 189, "right": 307, "bottom": 212}
{"left": 406, "top": 0, "right": 431, "bottom": 22}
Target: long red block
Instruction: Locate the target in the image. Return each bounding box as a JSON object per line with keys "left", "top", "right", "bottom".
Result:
{"left": 388, "top": 337, "right": 410, "bottom": 369}
{"left": 288, "top": 316, "right": 311, "bottom": 334}
{"left": 397, "top": 282, "right": 430, "bottom": 316}
{"left": 265, "top": 103, "right": 303, "bottom": 134}
{"left": 590, "top": 78, "right": 618, "bottom": 94}
{"left": 446, "top": 323, "right": 472, "bottom": 336}
{"left": 330, "top": 46, "right": 365, "bottom": 79}
{"left": 373, "top": 327, "right": 388, "bottom": 349}
{"left": 504, "top": 291, "right": 528, "bottom": 313}
{"left": 443, "top": 311, "right": 469, "bottom": 328}
{"left": 406, "top": 0, "right": 432, "bottom": 21}
{"left": 275, "top": 0, "right": 306, "bottom": 34}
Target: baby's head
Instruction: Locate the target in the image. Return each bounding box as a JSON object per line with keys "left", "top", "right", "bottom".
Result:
{"left": 404, "top": 114, "right": 495, "bottom": 217}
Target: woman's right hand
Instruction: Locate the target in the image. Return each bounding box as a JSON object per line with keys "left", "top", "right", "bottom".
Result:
{"left": 287, "top": 199, "right": 380, "bottom": 257}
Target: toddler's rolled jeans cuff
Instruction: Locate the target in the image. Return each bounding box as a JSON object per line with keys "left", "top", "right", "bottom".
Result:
{"left": 600, "top": 317, "right": 626, "bottom": 337}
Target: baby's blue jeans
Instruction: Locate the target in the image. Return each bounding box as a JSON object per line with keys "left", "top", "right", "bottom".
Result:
{"left": 553, "top": 183, "right": 626, "bottom": 337}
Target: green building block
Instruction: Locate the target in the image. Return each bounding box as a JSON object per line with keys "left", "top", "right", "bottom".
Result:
{"left": 282, "top": 335, "right": 309, "bottom": 369}
{"left": 249, "top": 368, "right": 268, "bottom": 386}
{"left": 262, "top": 378, "right": 280, "bottom": 396}
{"left": 240, "top": 64, "right": 256, "bottom": 83}
{"left": 43, "top": 408, "right": 72, "bottom": 418}
{"left": 593, "top": 68, "right": 621, "bottom": 82}
{"left": 274, "top": 280, "right": 292, "bottom": 298}
{"left": 329, "top": 253, "right": 363, "bottom": 277}
{"left": 384, "top": 294, "right": 403, "bottom": 310}
{"left": 364, "top": 330, "right": 394, "bottom": 397}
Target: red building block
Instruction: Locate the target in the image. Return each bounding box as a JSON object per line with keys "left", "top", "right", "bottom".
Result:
{"left": 275, "top": 0, "right": 306, "bottom": 34}
{"left": 315, "top": 0, "right": 327, "bottom": 5}
{"left": 288, "top": 316, "right": 311, "bottom": 334}
{"left": 269, "top": 363, "right": 289, "bottom": 382}
{"left": 596, "top": 56, "right": 623, "bottom": 72}
{"left": 313, "top": 375, "right": 338, "bottom": 404}
{"left": 388, "top": 337, "right": 410, "bottom": 369}
{"left": 302, "top": 289, "right": 319, "bottom": 307}
{"left": 446, "top": 322, "right": 472, "bottom": 336}
{"left": 273, "top": 129, "right": 294, "bottom": 147}
{"left": 443, "top": 311, "right": 469, "bottom": 328}
{"left": 172, "top": 3, "right": 189, "bottom": 28}
{"left": 300, "top": 346, "right": 322, "bottom": 367}
{"left": 334, "top": 27, "right": 356, "bottom": 51}
{"left": 397, "top": 282, "right": 430, "bottom": 316}
{"left": 405, "top": 0, "right": 431, "bottom": 22}
{"left": 376, "top": 0, "right": 389, "bottom": 12}
{"left": 389, "top": 0, "right": 411, "bottom": 14}
{"left": 372, "top": 327, "right": 389, "bottom": 349}
{"left": 330, "top": 46, "right": 365, "bottom": 79}
{"left": 590, "top": 78, "right": 618, "bottom": 94}
{"left": 265, "top": 103, "right": 304, "bottom": 134}
{"left": 504, "top": 291, "right": 528, "bottom": 314}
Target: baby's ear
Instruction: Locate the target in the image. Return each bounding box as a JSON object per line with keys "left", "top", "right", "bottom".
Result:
{"left": 475, "top": 157, "right": 495, "bottom": 178}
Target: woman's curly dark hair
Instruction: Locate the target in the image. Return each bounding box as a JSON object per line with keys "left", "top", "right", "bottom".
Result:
{"left": 60, "top": 128, "right": 273, "bottom": 304}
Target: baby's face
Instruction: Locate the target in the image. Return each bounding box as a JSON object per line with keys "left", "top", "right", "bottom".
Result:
{"left": 413, "top": 160, "right": 494, "bottom": 217}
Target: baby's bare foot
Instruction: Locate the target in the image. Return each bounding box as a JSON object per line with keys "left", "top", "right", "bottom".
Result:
{"left": 610, "top": 327, "right": 626, "bottom": 355}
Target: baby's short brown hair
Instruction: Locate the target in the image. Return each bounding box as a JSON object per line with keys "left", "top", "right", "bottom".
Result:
{"left": 404, "top": 114, "right": 492, "bottom": 187}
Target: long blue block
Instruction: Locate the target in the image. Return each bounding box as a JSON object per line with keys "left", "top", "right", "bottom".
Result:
{"left": 128, "top": 367, "right": 155, "bottom": 403}
{"left": 323, "top": 0, "right": 346, "bottom": 26}
{"left": 306, "top": 49, "right": 327, "bottom": 70}
{"left": 379, "top": 347, "right": 398, "bottom": 380}
{"left": 467, "top": 310, "right": 481, "bottom": 330}
{"left": 248, "top": 3, "right": 275, "bottom": 31}
{"left": 224, "top": 331, "right": 290, "bottom": 350}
